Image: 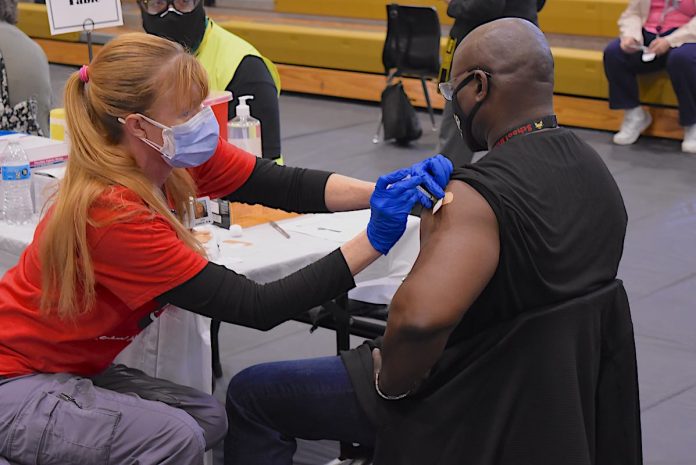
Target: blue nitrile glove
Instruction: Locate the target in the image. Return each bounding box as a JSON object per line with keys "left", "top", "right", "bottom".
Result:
{"left": 367, "top": 168, "right": 425, "bottom": 255}
{"left": 409, "top": 154, "right": 454, "bottom": 208}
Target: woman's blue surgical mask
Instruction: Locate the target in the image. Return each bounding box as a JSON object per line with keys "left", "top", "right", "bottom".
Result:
{"left": 120, "top": 106, "right": 220, "bottom": 168}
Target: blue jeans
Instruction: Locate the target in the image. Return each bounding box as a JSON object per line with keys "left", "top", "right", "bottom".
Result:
{"left": 603, "top": 28, "right": 696, "bottom": 126}
{"left": 224, "top": 356, "right": 375, "bottom": 465}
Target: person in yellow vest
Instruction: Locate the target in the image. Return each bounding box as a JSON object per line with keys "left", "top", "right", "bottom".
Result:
{"left": 138, "top": 0, "right": 283, "bottom": 162}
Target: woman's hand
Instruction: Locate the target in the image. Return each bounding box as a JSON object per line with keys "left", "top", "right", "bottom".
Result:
{"left": 648, "top": 37, "right": 671, "bottom": 56}
{"left": 367, "top": 169, "right": 426, "bottom": 255}
{"left": 620, "top": 36, "right": 641, "bottom": 53}
{"left": 409, "top": 154, "right": 454, "bottom": 208}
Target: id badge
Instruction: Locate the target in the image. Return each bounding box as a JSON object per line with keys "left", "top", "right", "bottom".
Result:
{"left": 189, "top": 196, "right": 214, "bottom": 228}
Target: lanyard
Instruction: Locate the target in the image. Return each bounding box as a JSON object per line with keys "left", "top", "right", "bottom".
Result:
{"left": 494, "top": 115, "right": 559, "bottom": 148}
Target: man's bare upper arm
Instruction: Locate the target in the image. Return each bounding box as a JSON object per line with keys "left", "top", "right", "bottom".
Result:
{"left": 388, "top": 180, "right": 500, "bottom": 333}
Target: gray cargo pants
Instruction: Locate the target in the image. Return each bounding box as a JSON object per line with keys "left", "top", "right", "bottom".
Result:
{"left": 0, "top": 365, "right": 227, "bottom": 465}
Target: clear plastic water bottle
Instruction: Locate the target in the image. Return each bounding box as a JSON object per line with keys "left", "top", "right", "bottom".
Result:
{"left": 1, "top": 141, "right": 34, "bottom": 224}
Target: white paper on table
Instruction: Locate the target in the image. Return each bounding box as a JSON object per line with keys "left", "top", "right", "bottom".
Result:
{"left": 192, "top": 224, "right": 221, "bottom": 261}
{"left": 282, "top": 210, "right": 369, "bottom": 243}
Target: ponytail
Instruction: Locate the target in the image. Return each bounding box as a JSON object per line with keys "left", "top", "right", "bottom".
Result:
{"left": 39, "top": 33, "right": 208, "bottom": 318}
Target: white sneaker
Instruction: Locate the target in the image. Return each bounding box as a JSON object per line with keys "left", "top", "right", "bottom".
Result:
{"left": 613, "top": 107, "right": 652, "bottom": 145}
{"left": 682, "top": 124, "right": 696, "bottom": 153}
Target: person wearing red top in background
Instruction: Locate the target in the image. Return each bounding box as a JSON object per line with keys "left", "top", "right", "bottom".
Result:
{"left": 0, "top": 33, "right": 452, "bottom": 464}
{"left": 604, "top": 0, "right": 696, "bottom": 152}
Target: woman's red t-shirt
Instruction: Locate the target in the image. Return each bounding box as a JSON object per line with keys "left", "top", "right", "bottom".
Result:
{"left": 0, "top": 139, "right": 255, "bottom": 377}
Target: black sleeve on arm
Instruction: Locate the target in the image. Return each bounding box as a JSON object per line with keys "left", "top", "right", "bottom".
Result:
{"left": 156, "top": 249, "right": 355, "bottom": 331}
{"left": 447, "top": 0, "right": 505, "bottom": 22}
{"left": 227, "top": 55, "right": 282, "bottom": 159}
{"left": 224, "top": 157, "right": 333, "bottom": 213}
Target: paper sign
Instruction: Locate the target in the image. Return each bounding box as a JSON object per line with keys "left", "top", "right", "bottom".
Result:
{"left": 46, "top": 0, "right": 123, "bottom": 35}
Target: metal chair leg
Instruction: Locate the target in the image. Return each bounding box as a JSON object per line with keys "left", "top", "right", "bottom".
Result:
{"left": 372, "top": 118, "right": 383, "bottom": 144}
{"left": 373, "top": 70, "right": 400, "bottom": 143}
{"left": 211, "top": 319, "right": 223, "bottom": 380}
{"left": 421, "top": 77, "right": 438, "bottom": 132}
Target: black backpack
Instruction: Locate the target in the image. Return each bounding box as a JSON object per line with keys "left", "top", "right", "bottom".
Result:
{"left": 380, "top": 82, "right": 422, "bottom": 145}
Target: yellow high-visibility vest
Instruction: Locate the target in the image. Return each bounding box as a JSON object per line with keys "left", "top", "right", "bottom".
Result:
{"left": 196, "top": 19, "right": 281, "bottom": 95}
{"left": 196, "top": 19, "right": 283, "bottom": 163}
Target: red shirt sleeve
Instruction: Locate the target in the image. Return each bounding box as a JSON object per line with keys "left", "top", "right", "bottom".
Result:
{"left": 89, "top": 192, "right": 208, "bottom": 311}
{"left": 188, "top": 137, "right": 257, "bottom": 199}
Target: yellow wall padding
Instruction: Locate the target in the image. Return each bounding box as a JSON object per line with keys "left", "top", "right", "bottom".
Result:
{"left": 221, "top": 20, "right": 675, "bottom": 106}
{"left": 275, "top": 0, "right": 453, "bottom": 25}
{"left": 539, "top": 0, "right": 628, "bottom": 37}
{"left": 275, "top": 0, "right": 630, "bottom": 38}
{"left": 16, "top": 3, "right": 81, "bottom": 42}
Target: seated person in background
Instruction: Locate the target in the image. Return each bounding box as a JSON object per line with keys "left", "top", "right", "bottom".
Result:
{"left": 604, "top": 0, "right": 696, "bottom": 152}
{"left": 0, "top": 0, "right": 51, "bottom": 135}
{"left": 139, "top": 0, "right": 283, "bottom": 161}
{"left": 224, "top": 19, "right": 639, "bottom": 465}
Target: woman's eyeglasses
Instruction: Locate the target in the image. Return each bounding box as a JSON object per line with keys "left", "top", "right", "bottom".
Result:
{"left": 139, "top": 0, "right": 200, "bottom": 16}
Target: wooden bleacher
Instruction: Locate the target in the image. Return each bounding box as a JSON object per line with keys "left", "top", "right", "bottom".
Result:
{"left": 16, "top": 0, "right": 683, "bottom": 139}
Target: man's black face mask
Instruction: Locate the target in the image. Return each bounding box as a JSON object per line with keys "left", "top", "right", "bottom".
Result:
{"left": 141, "top": 0, "right": 207, "bottom": 53}
{"left": 451, "top": 70, "right": 491, "bottom": 153}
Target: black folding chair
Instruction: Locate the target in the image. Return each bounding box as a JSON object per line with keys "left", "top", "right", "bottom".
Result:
{"left": 373, "top": 4, "right": 441, "bottom": 143}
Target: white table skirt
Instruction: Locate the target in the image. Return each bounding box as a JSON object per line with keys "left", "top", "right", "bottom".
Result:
{"left": 0, "top": 210, "right": 420, "bottom": 394}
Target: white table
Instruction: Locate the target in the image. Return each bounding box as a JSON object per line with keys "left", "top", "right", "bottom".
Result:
{"left": 0, "top": 210, "right": 420, "bottom": 394}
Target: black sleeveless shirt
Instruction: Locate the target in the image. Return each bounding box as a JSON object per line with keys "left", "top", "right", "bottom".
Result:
{"left": 342, "top": 128, "right": 640, "bottom": 465}
{"left": 446, "top": 127, "right": 627, "bottom": 343}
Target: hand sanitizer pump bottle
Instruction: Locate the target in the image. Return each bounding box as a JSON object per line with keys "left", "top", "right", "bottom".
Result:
{"left": 227, "top": 95, "right": 262, "bottom": 157}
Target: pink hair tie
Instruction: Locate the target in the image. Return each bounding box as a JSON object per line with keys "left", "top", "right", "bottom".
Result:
{"left": 78, "top": 65, "right": 89, "bottom": 83}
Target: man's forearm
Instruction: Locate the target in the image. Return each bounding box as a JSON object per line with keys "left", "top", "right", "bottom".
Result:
{"left": 324, "top": 174, "right": 374, "bottom": 212}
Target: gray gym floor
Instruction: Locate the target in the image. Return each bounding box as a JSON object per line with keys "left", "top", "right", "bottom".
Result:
{"left": 50, "top": 64, "right": 696, "bottom": 465}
